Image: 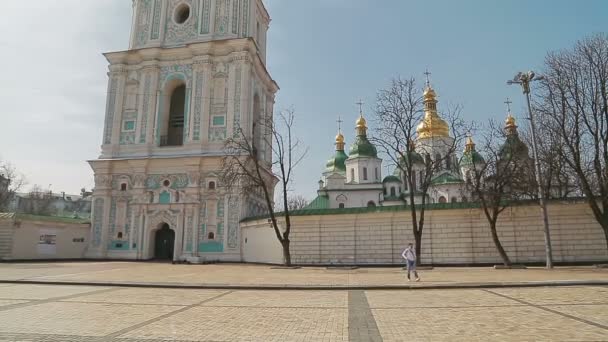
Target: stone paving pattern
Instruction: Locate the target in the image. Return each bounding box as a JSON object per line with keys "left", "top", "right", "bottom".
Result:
{"left": 0, "top": 263, "right": 607, "bottom": 341}
{"left": 1, "top": 262, "right": 607, "bottom": 287}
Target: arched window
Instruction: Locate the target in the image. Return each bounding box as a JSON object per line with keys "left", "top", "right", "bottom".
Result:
{"left": 161, "top": 84, "right": 186, "bottom": 146}
{"left": 350, "top": 169, "right": 355, "bottom": 182}
{"left": 445, "top": 154, "right": 451, "bottom": 170}
{"left": 208, "top": 181, "right": 216, "bottom": 190}
{"left": 438, "top": 196, "right": 447, "bottom": 203}
{"left": 367, "top": 201, "right": 376, "bottom": 208}
{"left": 339, "top": 203, "right": 345, "bottom": 209}
{"left": 363, "top": 167, "right": 368, "bottom": 180}
{"left": 120, "top": 183, "right": 127, "bottom": 191}
{"left": 117, "top": 232, "right": 123, "bottom": 239}
{"left": 375, "top": 168, "right": 379, "bottom": 180}
{"left": 390, "top": 187, "right": 396, "bottom": 197}
{"left": 207, "top": 232, "right": 215, "bottom": 240}
{"left": 419, "top": 170, "right": 424, "bottom": 188}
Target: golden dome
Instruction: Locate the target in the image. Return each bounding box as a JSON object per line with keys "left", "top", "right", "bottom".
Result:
{"left": 356, "top": 115, "right": 367, "bottom": 128}
{"left": 465, "top": 135, "right": 475, "bottom": 151}
{"left": 416, "top": 114, "right": 450, "bottom": 139}
{"left": 505, "top": 114, "right": 516, "bottom": 128}
{"left": 335, "top": 132, "right": 345, "bottom": 144}
{"left": 423, "top": 86, "right": 437, "bottom": 99}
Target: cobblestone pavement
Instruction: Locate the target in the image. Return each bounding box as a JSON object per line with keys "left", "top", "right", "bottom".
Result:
{"left": 0, "top": 283, "right": 606, "bottom": 341}
{"left": 0, "top": 262, "right": 607, "bottom": 288}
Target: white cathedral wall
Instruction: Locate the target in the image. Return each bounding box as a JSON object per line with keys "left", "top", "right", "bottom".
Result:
{"left": 241, "top": 201, "right": 608, "bottom": 265}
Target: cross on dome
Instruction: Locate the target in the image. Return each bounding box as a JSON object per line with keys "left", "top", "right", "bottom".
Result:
{"left": 504, "top": 97, "right": 513, "bottom": 113}
{"left": 424, "top": 69, "right": 432, "bottom": 88}
{"left": 355, "top": 99, "right": 364, "bottom": 115}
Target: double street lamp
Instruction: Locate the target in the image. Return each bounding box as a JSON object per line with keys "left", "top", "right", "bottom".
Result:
{"left": 507, "top": 71, "right": 554, "bottom": 269}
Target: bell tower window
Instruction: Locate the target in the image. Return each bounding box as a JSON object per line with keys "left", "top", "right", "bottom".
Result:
{"left": 160, "top": 83, "right": 186, "bottom": 146}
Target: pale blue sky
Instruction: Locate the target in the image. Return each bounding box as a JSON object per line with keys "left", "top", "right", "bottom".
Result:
{"left": 0, "top": 1, "right": 606, "bottom": 200}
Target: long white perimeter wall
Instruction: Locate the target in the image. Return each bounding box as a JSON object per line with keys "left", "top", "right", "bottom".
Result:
{"left": 241, "top": 201, "right": 608, "bottom": 265}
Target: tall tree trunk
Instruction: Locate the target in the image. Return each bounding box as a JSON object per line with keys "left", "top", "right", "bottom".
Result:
{"left": 414, "top": 229, "right": 422, "bottom": 266}
{"left": 489, "top": 221, "right": 511, "bottom": 266}
{"left": 281, "top": 238, "right": 291, "bottom": 266}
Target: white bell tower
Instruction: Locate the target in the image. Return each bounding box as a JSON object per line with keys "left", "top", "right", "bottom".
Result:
{"left": 87, "top": 0, "right": 278, "bottom": 262}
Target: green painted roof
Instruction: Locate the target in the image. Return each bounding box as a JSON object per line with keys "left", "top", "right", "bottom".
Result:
{"left": 241, "top": 197, "right": 588, "bottom": 223}
{"left": 382, "top": 175, "right": 401, "bottom": 183}
{"left": 460, "top": 150, "right": 485, "bottom": 166}
{"left": 0, "top": 213, "right": 90, "bottom": 224}
{"left": 431, "top": 173, "right": 464, "bottom": 185}
{"left": 304, "top": 195, "right": 330, "bottom": 210}
{"left": 348, "top": 135, "right": 378, "bottom": 159}
{"left": 325, "top": 150, "right": 348, "bottom": 173}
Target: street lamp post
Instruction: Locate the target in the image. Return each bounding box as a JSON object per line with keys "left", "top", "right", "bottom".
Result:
{"left": 508, "top": 71, "right": 554, "bottom": 269}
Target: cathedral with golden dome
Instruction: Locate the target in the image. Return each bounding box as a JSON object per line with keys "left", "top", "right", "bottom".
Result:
{"left": 308, "top": 78, "right": 516, "bottom": 209}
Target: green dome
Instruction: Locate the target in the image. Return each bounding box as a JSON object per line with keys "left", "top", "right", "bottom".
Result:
{"left": 382, "top": 175, "right": 401, "bottom": 183}
{"left": 348, "top": 135, "right": 378, "bottom": 159}
{"left": 499, "top": 134, "right": 530, "bottom": 160}
{"left": 460, "top": 150, "right": 485, "bottom": 167}
{"left": 399, "top": 151, "right": 424, "bottom": 165}
{"left": 325, "top": 150, "right": 348, "bottom": 173}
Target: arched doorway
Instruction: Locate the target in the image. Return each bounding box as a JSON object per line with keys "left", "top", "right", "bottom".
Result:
{"left": 154, "top": 223, "right": 175, "bottom": 260}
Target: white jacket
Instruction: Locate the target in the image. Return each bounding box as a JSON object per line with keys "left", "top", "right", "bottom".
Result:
{"left": 402, "top": 247, "right": 416, "bottom": 261}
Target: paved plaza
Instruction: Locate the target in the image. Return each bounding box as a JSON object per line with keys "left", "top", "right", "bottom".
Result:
{"left": 0, "top": 283, "right": 607, "bottom": 341}
{"left": 0, "top": 262, "right": 606, "bottom": 341}
{"left": 1, "top": 262, "right": 607, "bottom": 288}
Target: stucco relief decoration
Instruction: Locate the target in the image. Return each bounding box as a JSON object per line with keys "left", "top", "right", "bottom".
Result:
{"left": 120, "top": 110, "right": 138, "bottom": 145}
{"left": 192, "top": 70, "right": 204, "bottom": 140}
{"left": 232, "top": 64, "right": 242, "bottom": 135}
{"left": 187, "top": 171, "right": 200, "bottom": 186}
{"left": 93, "top": 198, "right": 104, "bottom": 247}
{"left": 132, "top": 214, "right": 140, "bottom": 248}
{"left": 200, "top": 0, "right": 212, "bottom": 34}
{"left": 135, "top": 0, "right": 153, "bottom": 48}
{"left": 140, "top": 73, "right": 152, "bottom": 143}
{"left": 94, "top": 175, "right": 112, "bottom": 189}
{"left": 133, "top": 174, "right": 147, "bottom": 188}
{"left": 125, "top": 202, "right": 133, "bottom": 235}
{"left": 227, "top": 196, "right": 239, "bottom": 248}
{"left": 214, "top": 0, "right": 230, "bottom": 35}
{"left": 146, "top": 174, "right": 189, "bottom": 189}
{"left": 231, "top": 0, "right": 240, "bottom": 34}
{"left": 240, "top": 0, "right": 248, "bottom": 36}
{"left": 109, "top": 198, "right": 117, "bottom": 235}
{"left": 199, "top": 202, "right": 207, "bottom": 242}
{"left": 111, "top": 175, "right": 133, "bottom": 190}
{"left": 208, "top": 62, "right": 228, "bottom": 142}
{"left": 148, "top": 209, "right": 179, "bottom": 229}
{"left": 150, "top": 0, "right": 162, "bottom": 40}
{"left": 186, "top": 215, "right": 194, "bottom": 252}
{"left": 103, "top": 78, "right": 119, "bottom": 144}
{"left": 163, "top": 0, "right": 199, "bottom": 46}
{"left": 160, "top": 64, "right": 193, "bottom": 88}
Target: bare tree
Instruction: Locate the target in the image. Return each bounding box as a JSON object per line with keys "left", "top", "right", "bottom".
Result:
{"left": 371, "top": 76, "right": 470, "bottom": 263}
{"left": 286, "top": 195, "right": 309, "bottom": 211}
{"left": 0, "top": 160, "right": 26, "bottom": 211}
{"left": 466, "top": 120, "right": 535, "bottom": 266}
{"left": 520, "top": 124, "right": 580, "bottom": 199}
{"left": 534, "top": 33, "right": 608, "bottom": 250}
{"left": 23, "top": 184, "right": 54, "bottom": 216}
{"left": 221, "top": 109, "right": 307, "bottom": 266}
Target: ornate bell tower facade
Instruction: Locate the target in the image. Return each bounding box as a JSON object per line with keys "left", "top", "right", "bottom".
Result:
{"left": 88, "top": 0, "right": 278, "bottom": 262}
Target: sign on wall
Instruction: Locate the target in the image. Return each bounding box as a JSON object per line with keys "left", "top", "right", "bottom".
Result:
{"left": 37, "top": 229, "right": 57, "bottom": 255}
